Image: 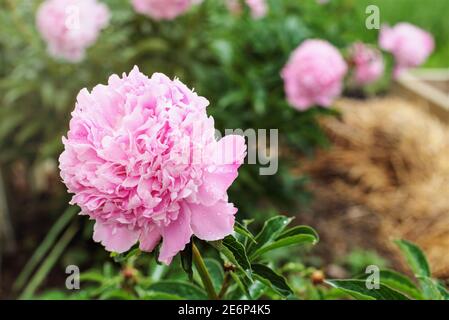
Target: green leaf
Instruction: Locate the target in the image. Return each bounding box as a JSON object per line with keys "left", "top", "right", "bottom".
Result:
{"left": 140, "top": 292, "right": 184, "bottom": 300}
{"left": 395, "top": 239, "right": 431, "bottom": 278}
{"left": 248, "top": 280, "right": 268, "bottom": 300}
{"left": 251, "top": 234, "right": 317, "bottom": 260}
{"left": 247, "top": 216, "right": 293, "bottom": 255}
{"left": 180, "top": 242, "right": 193, "bottom": 280}
{"left": 277, "top": 225, "right": 319, "bottom": 241}
{"left": 111, "top": 248, "right": 141, "bottom": 263}
{"left": 251, "top": 264, "right": 293, "bottom": 297}
{"left": 204, "top": 258, "right": 224, "bottom": 293}
{"left": 79, "top": 271, "right": 107, "bottom": 284}
{"left": 148, "top": 280, "right": 208, "bottom": 300}
{"left": 326, "top": 279, "right": 410, "bottom": 300}
{"left": 357, "top": 269, "right": 423, "bottom": 300}
{"left": 234, "top": 221, "right": 257, "bottom": 244}
{"left": 99, "top": 289, "right": 135, "bottom": 300}
{"left": 211, "top": 236, "right": 251, "bottom": 272}
{"left": 436, "top": 282, "right": 449, "bottom": 300}
{"left": 417, "top": 276, "right": 445, "bottom": 300}
{"left": 229, "top": 271, "right": 252, "bottom": 299}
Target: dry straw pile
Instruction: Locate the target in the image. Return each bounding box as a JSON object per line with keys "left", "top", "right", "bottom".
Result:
{"left": 297, "top": 97, "right": 449, "bottom": 277}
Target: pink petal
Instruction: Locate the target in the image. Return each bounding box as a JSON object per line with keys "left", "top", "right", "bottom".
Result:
{"left": 214, "top": 135, "right": 246, "bottom": 166}
{"left": 158, "top": 204, "right": 193, "bottom": 265}
{"left": 197, "top": 135, "right": 246, "bottom": 206}
{"left": 196, "top": 169, "right": 236, "bottom": 206}
{"left": 139, "top": 225, "right": 162, "bottom": 252}
{"left": 189, "top": 200, "right": 237, "bottom": 241}
{"left": 93, "top": 221, "right": 139, "bottom": 253}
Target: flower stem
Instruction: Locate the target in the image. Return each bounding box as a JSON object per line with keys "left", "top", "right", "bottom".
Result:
{"left": 192, "top": 242, "right": 218, "bottom": 300}
{"left": 218, "top": 272, "right": 232, "bottom": 299}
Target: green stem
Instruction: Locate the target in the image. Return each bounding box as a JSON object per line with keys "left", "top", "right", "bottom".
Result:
{"left": 192, "top": 242, "right": 218, "bottom": 300}
{"left": 218, "top": 272, "right": 232, "bottom": 299}
{"left": 14, "top": 206, "right": 78, "bottom": 291}
{"left": 20, "top": 222, "right": 78, "bottom": 299}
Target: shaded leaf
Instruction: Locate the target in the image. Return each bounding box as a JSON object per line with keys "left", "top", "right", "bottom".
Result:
{"left": 148, "top": 280, "right": 208, "bottom": 300}
{"left": 204, "top": 258, "right": 224, "bottom": 293}
{"left": 180, "top": 242, "right": 193, "bottom": 280}
{"left": 211, "top": 236, "right": 251, "bottom": 273}
{"left": 234, "top": 221, "right": 257, "bottom": 244}
{"left": 229, "top": 271, "right": 251, "bottom": 299}
{"left": 252, "top": 263, "right": 293, "bottom": 297}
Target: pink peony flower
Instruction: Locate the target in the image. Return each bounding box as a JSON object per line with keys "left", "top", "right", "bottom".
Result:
{"left": 379, "top": 23, "right": 434, "bottom": 77}
{"left": 281, "top": 39, "right": 347, "bottom": 110}
{"left": 349, "top": 42, "right": 384, "bottom": 86}
{"left": 245, "top": 0, "right": 267, "bottom": 19}
{"left": 36, "top": 0, "right": 110, "bottom": 62}
{"left": 59, "top": 66, "right": 246, "bottom": 264}
{"left": 131, "top": 0, "right": 197, "bottom": 20}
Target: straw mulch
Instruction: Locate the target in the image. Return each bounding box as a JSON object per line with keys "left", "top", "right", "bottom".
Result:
{"left": 295, "top": 97, "right": 449, "bottom": 278}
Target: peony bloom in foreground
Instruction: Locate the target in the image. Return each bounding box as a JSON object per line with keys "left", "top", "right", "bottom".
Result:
{"left": 36, "top": 0, "right": 110, "bottom": 62}
{"left": 379, "top": 23, "right": 434, "bottom": 77}
{"left": 245, "top": 0, "right": 267, "bottom": 19}
{"left": 131, "top": 0, "right": 197, "bottom": 20}
{"left": 281, "top": 39, "right": 347, "bottom": 110}
{"left": 59, "top": 66, "right": 246, "bottom": 264}
{"left": 349, "top": 42, "right": 384, "bottom": 86}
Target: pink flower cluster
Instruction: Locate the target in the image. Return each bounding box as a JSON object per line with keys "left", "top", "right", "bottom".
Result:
{"left": 281, "top": 39, "right": 347, "bottom": 110}
{"left": 380, "top": 23, "right": 434, "bottom": 77}
{"left": 131, "top": 0, "right": 197, "bottom": 20}
{"left": 59, "top": 66, "right": 246, "bottom": 264}
{"left": 36, "top": 0, "right": 110, "bottom": 62}
{"left": 349, "top": 42, "right": 384, "bottom": 86}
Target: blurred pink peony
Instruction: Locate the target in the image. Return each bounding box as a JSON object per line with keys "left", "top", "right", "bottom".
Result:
{"left": 59, "top": 66, "right": 246, "bottom": 264}
{"left": 349, "top": 42, "right": 384, "bottom": 86}
{"left": 245, "top": 0, "right": 267, "bottom": 19}
{"left": 36, "top": 0, "right": 110, "bottom": 62}
{"left": 379, "top": 23, "right": 434, "bottom": 77}
{"left": 225, "top": 0, "right": 242, "bottom": 15}
{"left": 131, "top": 0, "right": 197, "bottom": 20}
{"left": 281, "top": 39, "right": 347, "bottom": 110}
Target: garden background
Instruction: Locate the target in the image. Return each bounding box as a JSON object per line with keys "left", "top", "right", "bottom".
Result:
{"left": 1, "top": 0, "right": 449, "bottom": 300}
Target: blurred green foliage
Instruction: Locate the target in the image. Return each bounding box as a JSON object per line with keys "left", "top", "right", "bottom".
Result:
{"left": 1, "top": 0, "right": 447, "bottom": 210}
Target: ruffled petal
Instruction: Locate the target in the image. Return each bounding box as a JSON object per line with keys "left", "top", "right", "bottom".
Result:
{"left": 158, "top": 204, "right": 193, "bottom": 265}
{"left": 189, "top": 200, "right": 237, "bottom": 241}
{"left": 139, "top": 224, "right": 162, "bottom": 252}
{"left": 93, "top": 221, "right": 139, "bottom": 253}
{"left": 197, "top": 135, "right": 246, "bottom": 206}
{"left": 214, "top": 135, "right": 246, "bottom": 166}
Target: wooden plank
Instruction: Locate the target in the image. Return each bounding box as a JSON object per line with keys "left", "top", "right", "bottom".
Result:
{"left": 392, "top": 69, "right": 449, "bottom": 123}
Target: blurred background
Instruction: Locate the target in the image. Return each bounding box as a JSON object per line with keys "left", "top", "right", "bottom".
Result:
{"left": 1, "top": 0, "right": 449, "bottom": 299}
